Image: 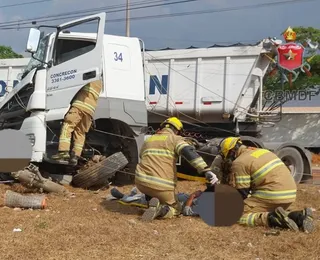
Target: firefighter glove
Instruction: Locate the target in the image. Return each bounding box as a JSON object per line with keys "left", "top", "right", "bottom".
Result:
{"left": 205, "top": 171, "right": 219, "bottom": 185}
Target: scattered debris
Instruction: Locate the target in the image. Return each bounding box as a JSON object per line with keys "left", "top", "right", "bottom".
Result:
{"left": 10, "top": 164, "right": 68, "bottom": 194}
{"left": 128, "top": 219, "right": 136, "bottom": 225}
{"left": 264, "top": 230, "right": 280, "bottom": 236}
{"left": 247, "top": 242, "right": 253, "bottom": 247}
{"left": 4, "top": 190, "right": 47, "bottom": 210}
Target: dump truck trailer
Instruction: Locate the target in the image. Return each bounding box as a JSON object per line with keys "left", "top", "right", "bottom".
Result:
{"left": 0, "top": 12, "right": 313, "bottom": 188}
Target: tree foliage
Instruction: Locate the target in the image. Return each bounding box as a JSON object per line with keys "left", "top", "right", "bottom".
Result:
{"left": 0, "top": 45, "right": 24, "bottom": 59}
{"left": 264, "top": 26, "right": 320, "bottom": 91}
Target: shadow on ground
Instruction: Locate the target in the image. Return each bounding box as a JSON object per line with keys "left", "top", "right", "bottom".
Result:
{"left": 99, "top": 198, "right": 145, "bottom": 217}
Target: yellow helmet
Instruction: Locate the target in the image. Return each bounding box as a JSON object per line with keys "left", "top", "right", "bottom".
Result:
{"left": 219, "top": 137, "right": 242, "bottom": 158}
{"left": 160, "top": 117, "right": 183, "bottom": 131}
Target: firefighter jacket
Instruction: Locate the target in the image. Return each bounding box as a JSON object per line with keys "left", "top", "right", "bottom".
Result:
{"left": 72, "top": 80, "right": 102, "bottom": 117}
{"left": 135, "top": 128, "right": 211, "bottom": 191}
{"left": 229, "top": 145, "right": 297, "bottom": 204}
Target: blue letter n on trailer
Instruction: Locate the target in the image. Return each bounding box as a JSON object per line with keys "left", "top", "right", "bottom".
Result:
{"left": 149, "top": 75, "right": 168, "bottom": 95}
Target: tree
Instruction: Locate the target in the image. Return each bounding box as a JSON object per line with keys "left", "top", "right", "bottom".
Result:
{"left": 0, "top": 45, "right": 24, "bottom": 59}
{"left": 264, "top": 26, "right": 320, "bottom": 91}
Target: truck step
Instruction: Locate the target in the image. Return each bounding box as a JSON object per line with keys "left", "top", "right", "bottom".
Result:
{"left": 42, "top": 156, "right": 73, "bottom": 166}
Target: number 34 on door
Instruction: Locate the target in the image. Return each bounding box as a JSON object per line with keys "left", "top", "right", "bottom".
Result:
{"left": 114, "top": 52, "right": 123, "bottom": 62}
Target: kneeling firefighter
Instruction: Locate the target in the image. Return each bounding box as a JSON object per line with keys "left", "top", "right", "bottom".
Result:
{"left": 135, "top": 117, "right": 219, "bottom": 222}
{"left": 217, "top": 136, "right": 314, "bottom": 232}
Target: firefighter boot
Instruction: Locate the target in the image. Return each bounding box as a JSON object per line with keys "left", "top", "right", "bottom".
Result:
{"left": 141, "top": 197, "right": 170, "bottom": 222}
{"left": 267, "top": 207, "right": 299, "bottom": 231}
{"left": 51, "top": 151, "right": 70, "bottom": 163}
{"left": 69, "top": 152, "right": 79, "bottom": 166}
{"left": 111, "top": 187, "right": 125, "bottom": 199}
{"left": 288, "top": 208, "right": 314, "bottom": 233}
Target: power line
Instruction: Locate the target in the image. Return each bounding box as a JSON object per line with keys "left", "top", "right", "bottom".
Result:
{"left": 0, "top": 0, "right": 187, "bottom": 27}
{"left": 0, "top": 0, "right": 52, "bottom": 9}
{"left": 0, "top": 0, "right": 316, "bottom": 30}
{"left": 103, "top": 0, "right": 319, "bottom": 23}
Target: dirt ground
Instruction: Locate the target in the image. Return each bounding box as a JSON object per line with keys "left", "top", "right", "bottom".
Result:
{"left": 312, "top": 153, "right": 320, "bottom": 165}
{"left": 0, "top": 179, "right": 319, "bottom": 260}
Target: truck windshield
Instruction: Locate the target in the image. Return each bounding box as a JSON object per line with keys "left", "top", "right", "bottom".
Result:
{"left": 21, "top": 34, "right": 50, "bottom": 79}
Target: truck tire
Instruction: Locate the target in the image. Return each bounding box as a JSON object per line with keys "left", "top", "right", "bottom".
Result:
{"left": 276, "top": 147, "right": 304, "bottom": 184}
{"left": 112, "top": 138, "right": 138, "bottom": 186}
{"left": 72, "top": 152, "right": 128, "bottom": 189}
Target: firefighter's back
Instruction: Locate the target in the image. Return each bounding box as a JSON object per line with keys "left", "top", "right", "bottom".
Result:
{"left": 135, "top": 128, "right": 181, "bottom": 191}
{"left": 237, "top": 147, "right": 297, "bottom": 203}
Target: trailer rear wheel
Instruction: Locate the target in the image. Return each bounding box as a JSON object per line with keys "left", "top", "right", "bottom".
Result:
{"left": 276, "top": 147, "right": 304, "bottom": 183}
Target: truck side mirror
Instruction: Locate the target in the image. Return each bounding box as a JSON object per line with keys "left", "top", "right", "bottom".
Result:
{"left": 26, "top": 28, "right": 41, "bottom": 53}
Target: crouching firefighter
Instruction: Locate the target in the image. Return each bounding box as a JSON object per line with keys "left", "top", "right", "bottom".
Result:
{"left": 51, "top": 80, "right": 102, "bottom": 165}
{"left": 217, "top": 137, "right": 314, "bottom": 233}
{"left": 135, "top": 117, "right": 219, "bottom": 222}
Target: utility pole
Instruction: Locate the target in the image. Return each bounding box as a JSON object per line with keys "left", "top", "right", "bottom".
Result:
{"left": 126, "top": 0, "right": 130, "bottom": 37}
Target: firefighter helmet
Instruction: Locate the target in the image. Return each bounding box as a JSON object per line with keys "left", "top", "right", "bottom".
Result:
{"left": 160, "top": 117, "right": 183, "bottom": 131}
{"left": 219, "top": 137, "right": 242, "bottom": 158}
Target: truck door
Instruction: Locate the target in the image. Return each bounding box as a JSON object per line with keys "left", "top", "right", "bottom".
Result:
{"left": 46, "top": 12, "right": 106, "bottom": 111}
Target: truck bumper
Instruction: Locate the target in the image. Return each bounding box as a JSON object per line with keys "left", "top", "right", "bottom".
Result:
{"left": 20, "top": 112, "right": 46, "bottom": 162}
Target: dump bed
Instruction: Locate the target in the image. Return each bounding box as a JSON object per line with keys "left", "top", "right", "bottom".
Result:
{"left": 0, "top": 58, "right": 30, "bottom": 98}
{"left": 144, "top": 41, "right": 272, "bottom": 124}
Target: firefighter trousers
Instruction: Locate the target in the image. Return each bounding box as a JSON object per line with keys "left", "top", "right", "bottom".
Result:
{"left": 135, "top": 184, "right": 182, "bottom": 219}
{"left": 58, "top": 106, "right": 93, "bottom": 157}
{"left": 238, "top": 196, "right": 293, "bottom": 227}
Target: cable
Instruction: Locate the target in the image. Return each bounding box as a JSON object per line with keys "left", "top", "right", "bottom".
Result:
{"left": 0, "top": 0, "right": 163, "bottom": 25}
{"left": 0, "top": 0, "right": 196, "bottom": 28}
{"left": 0, "top": 0, "right": 315, "bottom": 30}
{"left": 0, "top": 0, "right": 52, "bottom": 9}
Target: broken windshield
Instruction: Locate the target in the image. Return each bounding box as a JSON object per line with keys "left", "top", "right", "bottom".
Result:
{"left": 21, "top": 34, "right": 50, "bottom": 79}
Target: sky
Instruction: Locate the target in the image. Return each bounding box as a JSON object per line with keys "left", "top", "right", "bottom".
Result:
{"left": 0, "top": 0, "right": 319, "bottom": 57}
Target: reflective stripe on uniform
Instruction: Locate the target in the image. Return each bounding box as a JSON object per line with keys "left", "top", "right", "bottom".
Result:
{"left": 175, "top": 141, "right": 189, "bottom": 155}
{"left": 189, "top": 157, "right": 208, "bottom": 171}
{"left": 251, "top": 189, "right": 297, "bottom": 200}
{"left": 238, "top": 212, "right": 258, "bottom": 226}
{"left": 83, "top": 85, "right": 100, "bottom": 99}
{"left": 235, "top": 176, "right": 251, "bottom": 188}
{"left": 135, "top": 171, "right": 175, "bottom": 189}
{"left": 73, "top": 143, "right": 84, "bottom": 151}
{"left": 250, "top": 149, "right": 270, "bottom": 158}
{"left": 145, "top": 135, "right": 168, "bottom": 142}
{"left": 251, "top": 158, "right": 284, "bottom": 184}
{"left": 72, "top": 100, "right": 96, "bottom": 114}
{"left": 141, "top": 148, "right": 175, "bottom": 159}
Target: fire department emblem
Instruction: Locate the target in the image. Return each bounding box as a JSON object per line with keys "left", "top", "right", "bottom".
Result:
{"left": 277, "top": 43, "right": 304, "bottom": 71}
{"left": 265, "top": 26, "right": 318, "bottom": 87}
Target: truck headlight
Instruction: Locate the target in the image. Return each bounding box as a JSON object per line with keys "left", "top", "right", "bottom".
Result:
{"left": 26, "top": 133, "right": 35, "bottom": 147}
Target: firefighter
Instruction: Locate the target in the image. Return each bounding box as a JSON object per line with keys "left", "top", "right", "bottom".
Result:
{"left": 135, "top": 117, "right": 219, "bottom": 222}
{"left": 51, "top": 80, "right": 102, "bottom": 165}
{"left": 217, "top": 136, "right": 314, "bottom": 233}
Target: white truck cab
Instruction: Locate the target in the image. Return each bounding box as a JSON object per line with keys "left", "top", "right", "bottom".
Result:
{"left": 0, "top": 12, "right": 148, "bottom": 179}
